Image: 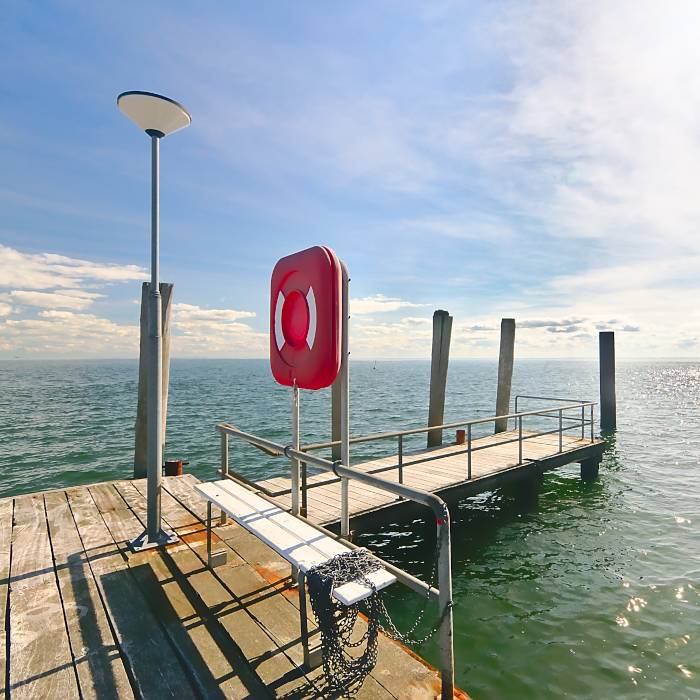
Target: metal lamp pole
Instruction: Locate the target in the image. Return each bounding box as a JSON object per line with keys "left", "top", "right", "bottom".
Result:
{"left": 117, "top": 91, "right": 191, "bottom": 551}
{"left": 147, "top": 130, "right": 165, "bottom": 544}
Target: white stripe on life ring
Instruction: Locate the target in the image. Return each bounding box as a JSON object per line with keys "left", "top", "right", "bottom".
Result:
{"left": 275, "top": 291, "right": 285, "bottom": 351}
{"left": 306, "top": 287, "right": 317, "bottom": 349}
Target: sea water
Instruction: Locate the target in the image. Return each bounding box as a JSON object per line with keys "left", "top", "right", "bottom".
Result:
{"left": 1, "top": 359, "right": 698, "bottom": 697}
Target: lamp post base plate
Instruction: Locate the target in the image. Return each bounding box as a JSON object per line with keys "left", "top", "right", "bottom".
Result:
{"left": 130, "top": 528, "right": 179, "bottom": 552}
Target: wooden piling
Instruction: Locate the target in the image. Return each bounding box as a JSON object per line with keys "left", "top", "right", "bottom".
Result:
{"left": 495, "top": 318, "right": 515, "bottom": 433}
{"left": 599, "top": 331, "right": 616, "bottom": 431}
{"left": 134, "top": 282, "right": 174, "bottom": 478}
{"left": 427, "top": 310, "right": 453, "bottom": 448}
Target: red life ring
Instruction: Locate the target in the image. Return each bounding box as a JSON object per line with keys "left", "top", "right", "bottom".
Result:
{"left": 270, "top": 246, "right": 343, "bottom": 390}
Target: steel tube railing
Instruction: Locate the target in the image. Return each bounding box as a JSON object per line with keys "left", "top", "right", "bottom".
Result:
{"left": 514, "top": 394, "right": 592, "bottom": 412}
{"left": 216, "top": 421, "right": 455, "bottom": 699}
{"left": 264, "top": 413, "right": 596, "bottom": 498}
{"left": 300, "top": 401, "right": 596, "bottom": 453}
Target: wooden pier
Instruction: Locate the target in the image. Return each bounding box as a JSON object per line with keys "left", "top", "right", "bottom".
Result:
{"left": 1, "top": 474, "right": 468, "bottom": 699}
{"left": 254, "top": 425, "right": 606, "bottom": 533}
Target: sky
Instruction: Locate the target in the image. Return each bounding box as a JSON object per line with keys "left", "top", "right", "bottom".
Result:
{"left": 1, "top": 1, "right": 698, "bottom": 360}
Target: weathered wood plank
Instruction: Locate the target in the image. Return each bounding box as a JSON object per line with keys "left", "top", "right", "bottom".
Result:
{"left": 67, "top": 486, "right": 196, "bottom": 698}
{"left": 0, "top": 499, "right": 13, "bottom": 696}
{"left": 9, "top": 494, "right": 80, "bottom": 699}
{"left": 123, "top": 480, "right": 322, "bottom": 697}
{"left": 44, "top": 490, "right": 134, "bottom": 700}
{"left": 101, "top": 483, "right": 264, "bottom": 699}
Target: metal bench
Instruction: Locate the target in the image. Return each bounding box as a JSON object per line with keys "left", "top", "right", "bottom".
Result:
{"left": 195, "top": 478, "right": 396, "bottom": 668}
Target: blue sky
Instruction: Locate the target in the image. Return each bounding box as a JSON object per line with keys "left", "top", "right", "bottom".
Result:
{"left": 1, "top": 2, "right": 698, "bottom": 358}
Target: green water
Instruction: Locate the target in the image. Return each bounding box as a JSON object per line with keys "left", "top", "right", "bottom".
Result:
{"left": 1, "top": 359, "right": 698, "bottom": 698}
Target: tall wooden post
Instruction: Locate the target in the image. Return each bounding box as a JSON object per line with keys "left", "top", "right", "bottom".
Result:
{"left": 134, "top": 282, "right": 174, "bottom": 478}
{"left": 599, "top": 331, "right": 616, "bottom": 431}
{"left": 495, "top": 318, "right": 516, "bottom": 433}
{"left": 427, "top": 310, "right": 453, "bottom": 448}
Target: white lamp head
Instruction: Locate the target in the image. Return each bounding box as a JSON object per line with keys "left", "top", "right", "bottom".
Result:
{"left": 117, "top": 91, "right": 191, "bottom": 137}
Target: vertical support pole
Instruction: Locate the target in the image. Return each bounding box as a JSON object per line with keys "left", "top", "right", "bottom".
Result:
{"left": 331, "top": 377, "right": 341, "bottom": 462}
{"left": 291, "top": 384, "right": 300, "bottom": 517}
{"left": 581, "top": 405, "right": 585, "bottom": 440}
{"left": 339, "top": 262, "right": 351, "bottom": 540}
{"left": 301, "top": 460, "right": 308, "bottom": 517}
{"left": 590, "top": 403, "right": 594, "bottom": 442}
{"left": 558, "top": 409, "right": 563, "bottom": 452}
{"left": 495, "top": 318, "right": 515, "bottom": 433}
{"left": 206, "top": 500, "right": 212, "bottom": 565}
{"left": 147, "top": 133, "right": 163, "bottom": 544}
{"left": 427, "top": 310, "right": 453, "bottom": 448}
{"left": 599, "top": 331, "right": 616, "bottom": 431}
{"left": 398, "top": 435, "right": 403, "bottom": 484}
{"left": 437, "top": 511, "right": 454, "bottom": 700}
{"left": 467, "top": 424, "right": 472, "bottom": 479}
{"left": 220, "top": 431, "right": 228, "bottom": 524}
{"left": 518, "top": 415, "right": 523, "bottom": 464}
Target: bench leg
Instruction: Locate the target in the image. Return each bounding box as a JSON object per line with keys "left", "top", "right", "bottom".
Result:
{"left": 297, "top": 570, "right": 322, "bottom": 670}
{"left": 207, "top": 502, "right": 228, "bottom": 568}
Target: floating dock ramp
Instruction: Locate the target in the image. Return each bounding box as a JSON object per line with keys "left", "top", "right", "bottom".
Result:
{"left": 222, "top": 395, "right": 606, "bottom": 533}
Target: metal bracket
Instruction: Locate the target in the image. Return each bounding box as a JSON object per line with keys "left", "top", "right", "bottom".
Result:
{"left": 206, "top": 501, "right": 228, "bottom": 568}
{"left": 297, "top": 570, "right": 322, "bottom": 670}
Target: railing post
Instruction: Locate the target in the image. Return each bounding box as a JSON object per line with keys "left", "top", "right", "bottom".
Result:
{"left": 590, "top": 404, "right": 594, "bottom": 442}
{"left": 467, "top": 424, "right": 472, "bottom": 479}
{"left": 581, "top": 404, "right": 585, "bottom": 440}
{"left": 558, "top": 409, "right": 563, "bottom": 452}
{"left": 518, "top": 415, "right": 523, "bottom": 464}
{"left": 437, "top": 511, "right": 454, "bottom": 700}
{"left": 398, "top": 435, "right": 404, "bottom": 484}
{"left": 220, "top": 431, "right": 228, "bottom": 524}
{"left": 339, "top": 261, "right": 351, "bottom": 540}
{"left": 301, "top": 459, "right": 308, "bottom": 517}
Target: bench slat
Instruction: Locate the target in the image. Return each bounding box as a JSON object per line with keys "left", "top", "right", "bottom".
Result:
{"left": 195, "top": 480, "right": 396, "bottom": 606}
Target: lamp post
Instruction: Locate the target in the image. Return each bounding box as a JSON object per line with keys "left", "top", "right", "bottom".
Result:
{"left": 118, "top": 91, "right": 191, "bottom": 551}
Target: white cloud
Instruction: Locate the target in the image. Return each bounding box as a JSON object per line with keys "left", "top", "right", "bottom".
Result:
{"left": 171, "top": 303, "right": 255, "bottom": 322}
{"left": 6, "top": 289, "right": 103, "bottom": 310}
{"left": 0, "top": 244, "right": 146, "bottom": 290}
{"left": 170, "top": 302, "right": 265, "bottom": 357}
{"left": 1, "top": 311, "right": 138, "bottom": 356}
{"left": 351, "top": 294, "right": 429, "bottom": 315}
{"left": 0, "top": 302, "right": 12, "bottom": 316}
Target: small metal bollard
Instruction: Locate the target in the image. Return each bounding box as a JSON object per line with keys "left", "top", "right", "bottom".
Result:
{"left": 456, "top": 429, "right": 466, "bottom": 445}
{"left": 164, "top": 459, "right": 189, "bottom": 476}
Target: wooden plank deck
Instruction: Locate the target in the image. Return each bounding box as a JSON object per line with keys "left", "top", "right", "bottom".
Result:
{"left": 0, "top": 475, "right": 467, "bottom": 699}
{"left": 257, "top": 429, "right": 606, "bottom": 529}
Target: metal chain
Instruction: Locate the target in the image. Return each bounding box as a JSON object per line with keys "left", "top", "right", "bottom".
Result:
{"left": 306, "top": 549, "right": 382, "bottom": 698}
{"left": 306, "top": 509, "right": 450, "bottom": 697}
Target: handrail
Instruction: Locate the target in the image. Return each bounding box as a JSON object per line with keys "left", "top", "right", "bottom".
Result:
{"left": 300, "top": 401, "right": 596, "bottom": 452}
{"left": 216, "top": 421, "right": 455, "bottom": 699}
{"left": 514, "top": 394, "right": 592, "bottom": 412}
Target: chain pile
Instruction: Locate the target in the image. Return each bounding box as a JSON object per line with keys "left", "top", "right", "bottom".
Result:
{"left": 306, "top": 522, "right": 448, "bottom": 698}
{"left": 306, "top": 549, "right": 382, "bottom": 698}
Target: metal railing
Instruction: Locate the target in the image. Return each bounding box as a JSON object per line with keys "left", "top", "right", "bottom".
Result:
{"left": 254, "top": 399, "right": 597, "bottom": 501}
{"left": 216, "top": 421, "right": 455, "bottom": 700}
